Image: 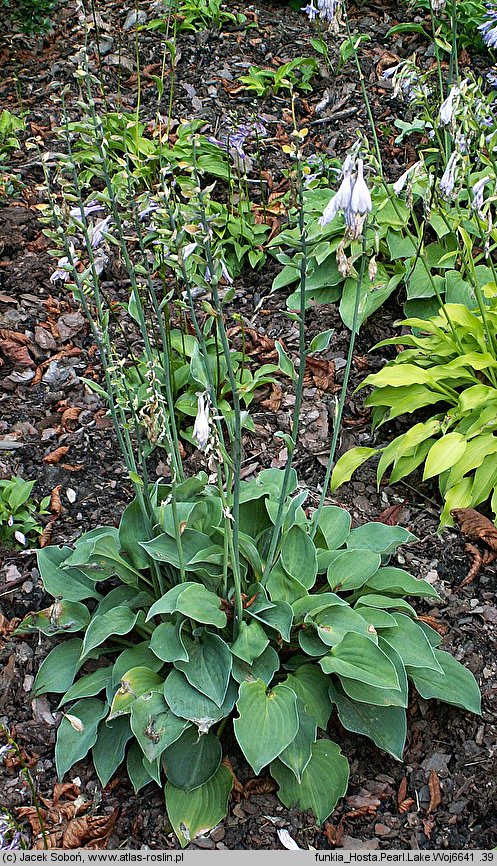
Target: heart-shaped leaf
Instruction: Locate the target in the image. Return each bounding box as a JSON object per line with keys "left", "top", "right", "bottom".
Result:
{"left": 32, "top": 638, "right": 83, "bottom": 697}
{"left": 319, "top": 633, "right": 400, "bottom": 690}
{"left": 271, "top": 740, "right": 349, "bottom": 825}
{"left": 131, "top": 690, "right": 189, "bottom": 762}
{"left": 55, "top": 698, "right": 108, "bottom": 780}
{"left": 165, "top": 763, "right": 233, "bottom": 848}
{"left": 175, "top": 631, "right": 232, "bottom": 706}
{"left": 329, "top": 681, "right": 406, "bottom": 760}
{"left": 162, "top": 726, "right": 222, "bottom": 791}
{"left": 234, "top": 680, "right": 299, "bottom": 774}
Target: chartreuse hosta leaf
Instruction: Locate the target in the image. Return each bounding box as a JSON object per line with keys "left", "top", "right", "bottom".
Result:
{"left": 271, "top": 740, "right": 349, "bottom": 825}
{"left": 234, "top": 680, "right": 299, "bottom": 774}
{"left": 329, "top": 681, "right": 406, "bottom": 760}
{"left": 165, "top": 763, "right": 233, "bottom": 848}
{"left": 130, "top": 690, "right": 189, "bottom": 762}
{"left": 108, "top": 667, "right": 164, "bottom": 719}
{"left": 319, "top": 633, "right": 400, "bottom": 690}
{"left": 56, "top": 698, "right": 108, "bottom": 780}
{"left": 32, "top": 638, "right": 83, "bottom": 697}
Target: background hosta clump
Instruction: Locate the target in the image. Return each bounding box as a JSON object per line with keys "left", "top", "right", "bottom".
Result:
{"left": 19, "top": 469, "right": 480, "bottom": 846}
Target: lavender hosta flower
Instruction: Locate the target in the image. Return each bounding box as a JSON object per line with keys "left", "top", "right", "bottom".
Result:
{"left": 431, "top": 0, "right": 446, "bottom": 14}
{"left": 392, "top": 160, "right": 422, "bottom": 195}
{"left": 69, "top": 201, "right": 103, "bottom": 219}
{"left": 0, "top": 812, "right": 21, "bottom": 851}
{"left": 193, "top": 392, "right": 211, "bottom": 451}
{"left": 472, "top": 176, "right": 491, "bottom": 216}
{"left": 439, "top": 151, "right": 460, "bottom": 198}
{"left": 479, "top": 4, "right": 497, "bottom": 49}
{"left": 319, "top": 171, "right": 353, "bottom": 226}
{"left": 90, "top": 215, "right": 112, "bottom": 249}
{"left": 345, "top": 159, "right": 372, "bottom": 238}
{"left": 306, "top": 0, "right": 340, "bottom": 22}
{"left": 50, "top": 251, "right": 79, "bottom": 283}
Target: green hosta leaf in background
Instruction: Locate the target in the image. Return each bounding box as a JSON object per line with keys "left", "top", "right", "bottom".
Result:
{"left": 329, "top": 681, "right": 406, "bottom": 759}
{"left": 55, "top": 698, "right": 108, "bottom": 780}
{"left": 281, "top": 525, "right": 318, "bottom": 589}
{"left": 271, "top": 740, "right": 349, "bottom": 825}
{"left": 407, "top": 650, "right": 481, "bottom": 714}
{"left": 234, "top": 680, "right": 299, "bottom": 774}
{"left": 284, "top": 665, "right": 332, "bottom": 730}
{"left": 319, "top": 633, "right": 400, "bottom": 690}
{"left": 131, "top": 691, "right": 188, "bottom": 762}
{"left": 81, "top": 607, "right": 139, "bottom": 658}
{"left": 330, "top": 448, "right": 379, "bottom": 492}
{"left": 165, "top": 763, "right": 233, "bottom": 848}
{"left": 58, "top": 667, "right": 112, "bottom": 706}
{"left": 277, "top": 698, "right": 316, "bottom": 782}
{"left": 32, "top": 638, "right": 83, "bottom": 697}
{"left": 37, "top": 547, "right": 101, "bottom": 602}
{"left": 141, "top": 531, "right": 212, "bottom": 569}
{"left": 347, "top": 523, "right": 416, "bottom": 555}
{"left": 163, "top": 669, "right": 238, "bottom": 727}
{"left": 327, "top": 549, "right": 381, "bottom": 592}
{"left": 175, "top": 631, "right": 232, "bottom": 707}
{"left": 109, "top": 667, "right": 164, "bottom": 718}
{"left": 162, "top": 726, "right": 222, "bottom": 791}
{"left": 314, "top": 505, "right": 351, "bottom": 550}
{"left": 92, "top": 715, "right": 133, "bottom": 787}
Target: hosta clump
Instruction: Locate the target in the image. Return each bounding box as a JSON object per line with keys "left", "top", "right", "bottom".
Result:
{"left": 331, "top": 302, "right": 497, "bottom": 524}
{"left": 21, "top": 469, "right": 480, "bottom": 845}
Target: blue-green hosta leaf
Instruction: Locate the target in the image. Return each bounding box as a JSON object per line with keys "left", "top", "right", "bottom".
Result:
{"left": 131, "top": 690, "right": 189, "bottom": 762}
{"left": 230, "top": 619, "right": 269, "bottom": 664}
{"left": 292, "top": 592, "right": 347, "bottom": 622}
{"left": 281, "top": 525, "right": 317, "bottom": 589}
{"left": 145, "top": 582, "right": 198, "bottom": 618}
{"left": 283, "top": 664, "right": 332, "bottom": 730}
{"left": 162, "top": 726, "right": 222, "bottom": 791}
{"left": 231, "top": 645, "right": 280, "bottom": 686}
{"left": 65, "top": 532, "right": 142, "bottom": 586}
{"left": 270, "top": 740, "right": 349, "bottom": 825}
{"left": 146, "top": 584, "right": 227, "bottom": 628}
{"left": 118, "top": 497, "right": 154, "bottom": 570}
{"left": 327, "top": 549, "right": 381, "bottom": 592}
{"left": 353, "top": 593, "right": 417, "bottom": 617}
{"left": 234, "top": 680, "right": 299, "bottom": 774}
{"left": 164, "top": 669, "right": 237, "bottom": 730}
{"left": 126, "top": 741, "right": 159, "bottom": 793}
{"left": 92, "top": 715, "right": 133, "bottom": 787}
{"left": 246, "top": 598, "right": 293, "bottom": 641}
{"left": 407, "top": 650, "right": 481, "bottom": 714}
{"left": 112, "top": 641, "right": 164, "bottom": 686}
{"left": 32, "top": 638, "right": 83, "bottom": 697}
{"left": 59, "top": 667, "right": 112, "bottom": 706}
{"left": 150, "top": 619, "right": 189, "bottom": 663}
{"left": 298, "top": 628, "right": 329, "bottom": 658}
{"left": 313, "top": 505, "right": 351, "bottom": 550}
{"left": 319, "top": 633, "right": 400, "bottom": 690}
{"left": 365, "top": 567, "right": 440, "bottom": 600}
{"left": 354, "top": 607, "right": 398, "bottom": 630}
{"left": 140, "top": 530, "right": 212, "bottom": 569}
{"left": 175, "top": 632, "right": 232, "bottom": 707}
{"left": 37, "top": 546, "right": 101, "bottom": 602}
{"left": 339, "top": 638, "right": 408, "bottom": 709}
{"left": 329, "top": 681, "right": 406, "bottom": 760}
{"left": 55, "top": 698, "right": 108, "bottom": 780}
{"left": 265, "top": 563, "right": 308, "bottom": 604}
{"left": 81, "top": 607, "right": 139, "bottom": 658}
{"left": 108, "top": 667, "right": 164, "bottom": 719}
{"left": 308, "top": 605, "right": 377, "bottom": 648}
{"left": 277, "top": 698, "right": 317, "bottom": 782}
{"left": 15, "top": 600, "right": 90, "bottom": 637}
{"left": 165, "top": 764, "right": 233, "bottom": 848}
{"left": 380, "top": 614, "right": 443, "bottom": 672}
{"left": 346, "top": 522, "right": 416, "bottom": 555}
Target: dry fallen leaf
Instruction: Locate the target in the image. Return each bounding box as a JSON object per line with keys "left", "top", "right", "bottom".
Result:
{"left": 451, "top": 508, "right": 497, "bottom": 587}
{"left": 0, "top": 329, "right": 33, "bottom": 366}
{"left": 260, "top": 383, "right": 282, "bottom": 413}
{"left": 427, "top": 768, "right": 441, "bottom": 814}
{"left": 397, "top": 776, "right": 408, "bottom": 809}
{"left": 43, "top": 446, "right": 70, "bottom": 465}
{"left": 61, "top": 407, "right": 82, "bottom": 430}
{"left": 18, "top": 783, "right": 119, "bottom": 850}
{"left": 38, "top": 521, "right": 54, "bottom": 548}
{"left": 49, "top": 485, "right": 62, "bottom": 517}
{"left": 375, "top": 503, "right": 405, "bottom": 526}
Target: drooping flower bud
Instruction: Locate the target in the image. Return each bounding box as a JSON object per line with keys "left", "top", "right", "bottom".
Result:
{"left": 193, "top": 391, "right": 211, "bottom": 451}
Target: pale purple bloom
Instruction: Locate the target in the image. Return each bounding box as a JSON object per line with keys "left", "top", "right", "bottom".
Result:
{"left": 439, "top": 151, "right": 459, "bottom": 198}
{"left": 305, "top": 0, "right": 340, "bottom": 22}
{"left": 50, "top": 253, "right": 79, "bottom": 283}
{"left": 431, "top": 0, "right": 446, "bottom": 13}
{"left": 90, "top": 215, "right": 112, "bottom": 249}
{"left": 479, "top": 4, "right": 497, "bottom": 49}
{"left": 69, "top": 201, "right": 103, "bottom": 219}
{"left": 472, "top": 176, "right": 490, "bottom": 216}
{"left": 208, "top": 121, "right": 267, "bottom": 161}
{"left": 182, "top": 242, "right": 197, "bottom": 260}
{"left": 0, "top": 812, "right": 21, "bottom": 851}
{"left": 193, "top": 392, "right": 211, "bottom": 451}
{"left": 392, "top": 161, "right": 421, "bottom": 195}
{"left": 439, "top": 85, "right": 458, "bottom": 125}
{"left": 320, "top": 155, "right": 372, "bottom": 238}
{"left": 349, "top": 159, "right": 372, "bottom": 216}
{"left": 7, "top": 514, "right": 13, "bottom": 527}
{"left": 319, "top": 172, "right": 353, "bottom": 226}
{"left": 304, "top": 1, "right": 319, "bottom": 20}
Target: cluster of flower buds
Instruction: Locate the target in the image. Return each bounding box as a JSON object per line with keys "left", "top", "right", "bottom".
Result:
{"left": 319, "top": 154, "right": 372, "bottom": 239}
{"left": 304, "top": 0, "right": 340, "bottom": 23}
{"left": 479, "top": 3, "right": 497, "bottom": 49}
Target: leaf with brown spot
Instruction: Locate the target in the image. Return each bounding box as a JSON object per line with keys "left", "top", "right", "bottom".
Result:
{"left": 43, "top": 446, "right": 69, "bottom": 465}
{"left": 427, "top": 768, "right": 441, "bottom": 814}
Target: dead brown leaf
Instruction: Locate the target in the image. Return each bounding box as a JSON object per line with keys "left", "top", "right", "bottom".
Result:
{"left": 260, "top": 383, "right": 282, "bottom": 413}
{"left": 38, "top": 521, "right": 54, "bottom": 549}
{"left": 62, "top": 808, "right": 120, "bottom": 849}
{"left": 18, "top": 784, "right": 119, "bottom": 850}
{"left": 43, "top": 446, "right": 69, "bottom": 465}
{"left": 374, "top": 502, "right": 406, "bottom": 526}
{"left": 397, "top": 776, "right": 408, "bottom": 809}
{"left": 243, "top": 777, "right": 277, "bottom": 797}
{"left": 0, "top": 329, "right": 33, "bottom": 366}
{"left": 49, "top": 485, "right": 62, "bottom": 517}
{"left": 376, "top": 51, "right": 401, "bottom": 78}
{"left": 61, "top": 407, "right": 82, "bottom": 431}
{"left": 451, "top": 507, "right": 497, "bottom": 550}
{"left": 304, "top": 356, "right": 336, "bottom": 392}
{"left": 427, "top": 768, "right": 441, "bottom": 814}
{"left": 323, "top": 820, "right": 344, "bottom": 847}
{"left": 417, "top": 614, "right": 448, "bottom": 636}
{"left": 399, "top": 798, "right": 415, "bottom": 813}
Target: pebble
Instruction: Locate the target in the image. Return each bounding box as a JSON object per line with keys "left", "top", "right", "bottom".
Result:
{"left": 210, "top": 827, "right": 225, "bottom": 842}
{"left": 194, "top": 837, "right": 215, "bottom": 849}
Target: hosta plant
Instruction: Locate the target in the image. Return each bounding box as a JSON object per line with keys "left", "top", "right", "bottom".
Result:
{"left": 19, "top": 469, "right": 480, "bottom": 845}
{"left": 331, "top": 302, "right": 497, "bottom": 525}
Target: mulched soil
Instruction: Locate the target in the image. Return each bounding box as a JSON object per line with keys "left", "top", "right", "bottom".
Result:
{"left": 0, "top": 0, "right": 496, "bottom": 851}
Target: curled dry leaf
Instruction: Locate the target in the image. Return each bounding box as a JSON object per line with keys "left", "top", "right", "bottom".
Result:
{"left": 62, "top": 808, "right": 120, "bottom": 849}
{"left": 49, "top": 485, "right": 62, "bottom": 517}
{"left": 375, "top": 502, "right": 405, "bottom": 526}
{"left": 399, "top": 798, "right": 415, "bottom": 813}
{"left": 18, "top": 783, "right": 119, "bottom": 850}
{"left": 243, "top": 776, "right": 277, "bottom": 798}
{"left": 427, "top": 768, "right": 441, "bottom": 814}
{"left": 43, "top": 446, "right": 70, "bottom": 465}
{"left": 61, "top": 407, "right": 82, "bottom": 431}
{"left": 376, "top": 51, "right": 401, "bottom": 79}
{"left": 0, "top": 329, "right": 33, "bottom": 366}
{"left": 260, "top": 383, "right": 282, "bottom": 413}
{"left": 417, "top": 614, "right": 448, "bottom": 636}
{"left": 323, "top": 820, "right": 344, "bottom": 847}
{"left": 451, "top": 507, "right": 497, "bottom": 551}
{"left": 397, "top": 777, "right": 408, "bottom": 809}
{"left": 38, "top": 521, "right": 54, "bottom": 548}
{"left": 304, "top": 357, "right": 336, "bottom": 392}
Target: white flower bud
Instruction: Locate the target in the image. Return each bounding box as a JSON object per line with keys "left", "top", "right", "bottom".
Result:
{"left": 193, "top": 392, "right": 211, "bottom": 451}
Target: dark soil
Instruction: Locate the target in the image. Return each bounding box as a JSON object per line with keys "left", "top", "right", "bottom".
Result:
{"left": 0, "top": 0, "right": 496, "bottom": 852}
